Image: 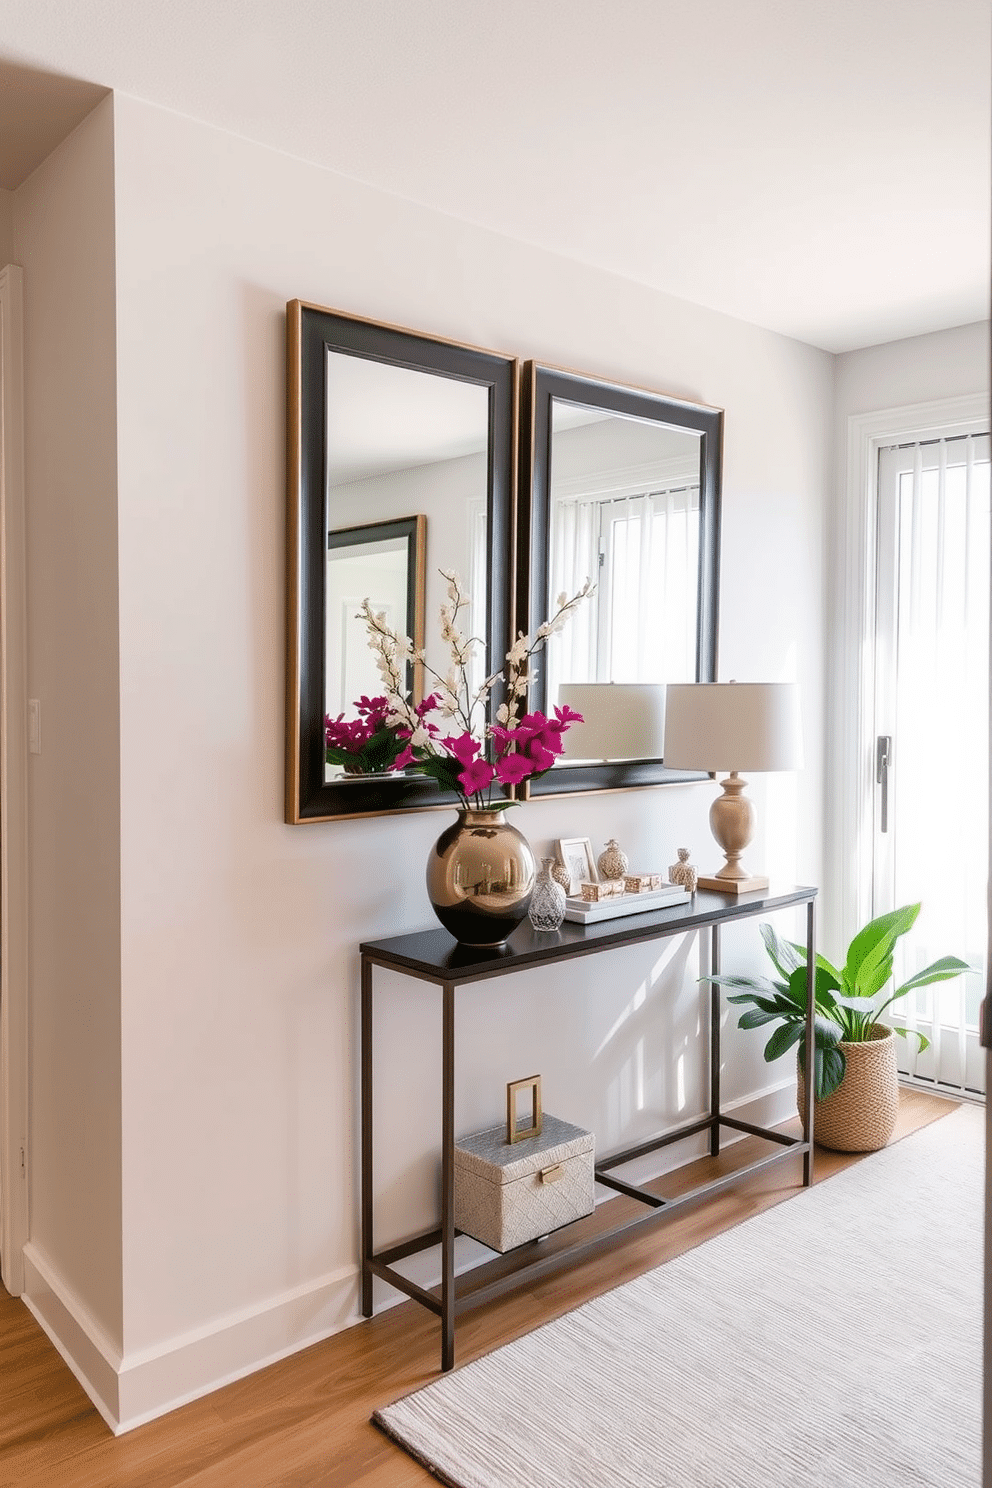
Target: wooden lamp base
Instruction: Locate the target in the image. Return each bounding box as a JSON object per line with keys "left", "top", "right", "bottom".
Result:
{"left": 700, "top": 772, "right": 768, "bottom": 896}
{"left": 697, "top": 871, "right": 770, "bottom": 896}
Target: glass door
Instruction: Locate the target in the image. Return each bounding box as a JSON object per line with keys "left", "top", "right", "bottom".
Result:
{"left": 873, "top": 432, "right": 990, "bottom": 1096}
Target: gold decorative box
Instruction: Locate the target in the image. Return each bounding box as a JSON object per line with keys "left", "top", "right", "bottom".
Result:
{"left": 624, "top": 872, "right": 666, "bottom": 894}
{"left": 453, "top": 1113, "right": 595, "bottom": 1253}
{"left": 580, "top": 878, "right": 625, "bottom": 901}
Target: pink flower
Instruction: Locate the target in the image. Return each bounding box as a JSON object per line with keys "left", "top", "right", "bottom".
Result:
{"left": 495, "top": 752, "right": 534, "bottom": 785}
{"left": 355, "top": 695, "right": 390, "bottom": 721}
{"left": 393, "top": 744, "right": 416, "bottom": 771}
{"left": 524, "top": 737, "right": 558, "bottom": 772}
{"left": 443, "top": 731, "right": 481, "bottom": 767}
{"left": 325, "top": 712, "right": 374, "bottom": 751}
{"left": 459, "top": 757, "right": 496, "bottom": 795}
{"left": 553, "top": 703, "right": 584, "bottom": 728}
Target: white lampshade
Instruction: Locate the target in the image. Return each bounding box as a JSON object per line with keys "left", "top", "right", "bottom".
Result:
{"left": 663, "top": 682, "right": 803, "bottom": 774}
{"left": 557, "top": 683, "right": 667, "bottom": 761}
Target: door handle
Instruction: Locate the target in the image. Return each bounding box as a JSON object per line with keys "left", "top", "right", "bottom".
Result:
{"left": 876, "top": 735, "right": 892, "bottom": 833}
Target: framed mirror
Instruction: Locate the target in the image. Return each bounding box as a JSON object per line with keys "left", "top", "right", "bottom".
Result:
{"left": 518, "top": 363, "right": 722, "bottom": 795}
{"left": 287, "top": 302, "right": 517, "bottom": 821}
{"left": 325, "top": 515, "right": 426, "bottom": 729}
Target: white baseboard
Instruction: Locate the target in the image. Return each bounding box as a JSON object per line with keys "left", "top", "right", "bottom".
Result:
{"left": 22, "top": 1241, "right": 362, "bottom": 1434}
{"left": 115, "top": 1264, "right": 360, "bottom": 1432}
{"left": 22, "top": 1243, "right": 123, "bottom": 1432}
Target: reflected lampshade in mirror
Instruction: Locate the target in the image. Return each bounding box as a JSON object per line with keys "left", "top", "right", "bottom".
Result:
{"left": 556, "top": 682, "right": 667, "bottom": 763}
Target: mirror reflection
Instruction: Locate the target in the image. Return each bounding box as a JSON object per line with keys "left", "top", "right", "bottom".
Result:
{"left": 521, "top": 363, "right": 721, "bottom": 795}
{"left": 546, "top": 402, "right": 702, "bottom": 725}
{"left": 324, "top": 515, "right": 425, "bottom": 777}
{"left": 323, "top": 351, "right": 490, "bottom": 783}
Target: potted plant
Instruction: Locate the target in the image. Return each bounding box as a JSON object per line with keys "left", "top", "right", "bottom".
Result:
{"left": 705, "top": 904, "right": 972, "bottom": 1152}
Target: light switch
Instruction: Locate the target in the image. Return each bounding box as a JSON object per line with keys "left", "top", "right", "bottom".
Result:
{"left": 28, "top": 699, "right": 40, "bottom": 754}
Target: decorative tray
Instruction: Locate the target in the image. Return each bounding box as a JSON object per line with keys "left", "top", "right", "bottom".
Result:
{"left": 563, "top": 884, "right": 691, "bottom": 924}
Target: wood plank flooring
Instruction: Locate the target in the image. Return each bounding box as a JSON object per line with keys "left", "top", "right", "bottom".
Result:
{"left": 0, "top": 1089, "right": 960, "bottom": 1487}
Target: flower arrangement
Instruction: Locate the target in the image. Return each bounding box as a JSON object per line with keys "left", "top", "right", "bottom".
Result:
{"left": 356, "top": 571, "right": 594, "bottom": 809}
{"left": 324, "top": 694, "right": 409, "bottom": 776}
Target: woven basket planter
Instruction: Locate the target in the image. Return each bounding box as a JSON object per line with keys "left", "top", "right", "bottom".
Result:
{"left": 796, "top": 1024, "right": 898, "bottom": 1153}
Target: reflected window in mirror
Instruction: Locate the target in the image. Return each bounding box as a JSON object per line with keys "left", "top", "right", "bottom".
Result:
{"left": 520, "top": 365, "right": 721, "bottom": 794}
{"left": 287, "top": 302, "right": 516, "bottom": 822}
{"left": 546, "top": 403, "right": 702, "bottom": 702}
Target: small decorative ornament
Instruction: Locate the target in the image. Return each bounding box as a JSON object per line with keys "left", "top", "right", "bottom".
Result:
{"left": 625, "top": 872, "right": 659, "bottom": 894}
{"left": 550, "top": 857, "right": 572, "bottom": 893}
{"left": 528, "top": 858, "right": 567, "bottom": 932}
{"left": 581, "top": 879, "right": 624, "bottom": 902}
{"left": 670, "top": 848, "right": 698, "bottom": 893}
{"left": 506, "top": 1075, "right": 543, "bottom": 1143}
{"left": 598, "top": 838, "right": 629, "bottom": 880}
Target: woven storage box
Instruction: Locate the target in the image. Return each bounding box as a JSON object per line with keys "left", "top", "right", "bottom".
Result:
{"left": 454, "top": 1114, "right": 595, "bottom": 1253}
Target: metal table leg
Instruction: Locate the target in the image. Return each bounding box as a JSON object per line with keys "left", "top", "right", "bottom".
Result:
{"left": 710, "top": 925, "right": 721, "bottom": 1156}
{"left": 803, "top": 899, "right": 816, "bottom": 1186}
{"left": 441, "top": 981, "right": 455, "bottom": 1370}
{"left": 361, "top": 955, "right": 374, "bottom": 1317}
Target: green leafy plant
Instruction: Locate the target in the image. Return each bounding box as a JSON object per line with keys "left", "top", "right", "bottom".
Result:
{"left": 704, "top": 904, "right": 972, "bottom": 1102}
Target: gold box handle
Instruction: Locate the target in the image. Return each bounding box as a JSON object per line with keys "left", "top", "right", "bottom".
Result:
{"left": 506, "top": 1075, "right": 543, "bottom": 1144}
{"left": 540, "top": 1163, "right": 564, "bottom": 1184}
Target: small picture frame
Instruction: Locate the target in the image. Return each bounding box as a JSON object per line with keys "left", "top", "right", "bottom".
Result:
{"left": 556, "top": 837, "right": 598, "bottom": 896}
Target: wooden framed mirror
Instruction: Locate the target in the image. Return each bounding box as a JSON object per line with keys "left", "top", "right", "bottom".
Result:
{"left": 518, "top": 363, "right": 722, "bottom": 796}
{"left": 286, "top": 303, "right": 517, "bottom": 822}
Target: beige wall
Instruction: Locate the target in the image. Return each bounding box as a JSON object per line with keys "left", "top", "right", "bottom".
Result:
{"left": 0, "top": 187, "right": 13, "bottom": 264}
{"left": 12, "top": 97, "right": 123, "bottom": 1349}
{"left": 106, "top": 93, "right": 830, "bottom": 1422}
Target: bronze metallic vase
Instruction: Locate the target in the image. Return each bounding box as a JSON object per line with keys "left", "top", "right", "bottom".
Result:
{"left": 426, "top": 808, "right": 536, "bottom": 946}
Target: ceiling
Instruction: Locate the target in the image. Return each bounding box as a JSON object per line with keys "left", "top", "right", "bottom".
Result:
{"left": 0, "top": 0, "right": 988, "bottom": 353}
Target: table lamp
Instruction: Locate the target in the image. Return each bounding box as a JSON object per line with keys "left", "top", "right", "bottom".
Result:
{"left": 557, "top": 683, "right": 667, "bottom": 761}
{"left": 662, "top": 681, "right": 803, "bottom": 894}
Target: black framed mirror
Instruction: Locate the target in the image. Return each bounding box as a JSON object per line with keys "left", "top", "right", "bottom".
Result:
{"left": 325, "top": 514, "right": 426, "bottom": 735}
{"left": 518, "top": 363, "right": 722, "bottom": 796}
{"left": 287, "top": 302, "right": 517, "bottom": 821}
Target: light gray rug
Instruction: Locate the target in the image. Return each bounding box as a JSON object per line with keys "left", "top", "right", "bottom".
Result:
{"left": 374, "top": 1106, "right": 983, "bottom": 1487}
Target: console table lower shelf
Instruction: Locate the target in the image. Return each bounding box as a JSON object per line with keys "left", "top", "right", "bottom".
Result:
{"left": 360, "top": 885, "right": 817, "bottom": 1372}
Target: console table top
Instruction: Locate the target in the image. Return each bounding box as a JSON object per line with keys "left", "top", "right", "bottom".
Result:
{"left": 360, "top": 884, "right": 817, "bottom": 984}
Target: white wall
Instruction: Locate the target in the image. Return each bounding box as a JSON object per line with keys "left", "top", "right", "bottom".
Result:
{"left": 835, "top": 321, "right": 989, "bottom": 417}
{"left": 13, "top": 91, "right": 830, "bottom": 1428}
{"left": 11, "top": 98, "right": 123, "bottom": 1363}
{"left": 0, "top": 188, "right": 13, "bottom": 265}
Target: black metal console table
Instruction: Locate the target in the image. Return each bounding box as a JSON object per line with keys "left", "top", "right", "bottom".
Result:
{"left": 361, "top": 884, "right": 817, "bottom": 1371}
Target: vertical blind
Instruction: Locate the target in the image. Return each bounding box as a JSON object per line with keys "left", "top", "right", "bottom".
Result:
{"left": 548, "top": 483, "right": 699, "bottom": 699}
{"left": 878, "top": 431, "right": 990, "bottom": 1095}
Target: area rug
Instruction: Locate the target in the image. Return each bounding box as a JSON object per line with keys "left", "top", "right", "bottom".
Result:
{"left": 374, "top": 1105, "right": 983, "bottom": 1487}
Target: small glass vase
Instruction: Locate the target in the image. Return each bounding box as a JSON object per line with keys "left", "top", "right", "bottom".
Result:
{"left": 528, "top": 857, "right": 567, "bottom": 932}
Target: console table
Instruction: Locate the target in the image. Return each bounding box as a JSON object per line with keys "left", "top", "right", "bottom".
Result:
{"left": 361, "top": 884, "right": 816, "bottom": 1371}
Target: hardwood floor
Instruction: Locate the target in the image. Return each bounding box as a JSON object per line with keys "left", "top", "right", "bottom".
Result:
{"left": 0, "top": 1089, "right": 960, "bottom": 1487}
